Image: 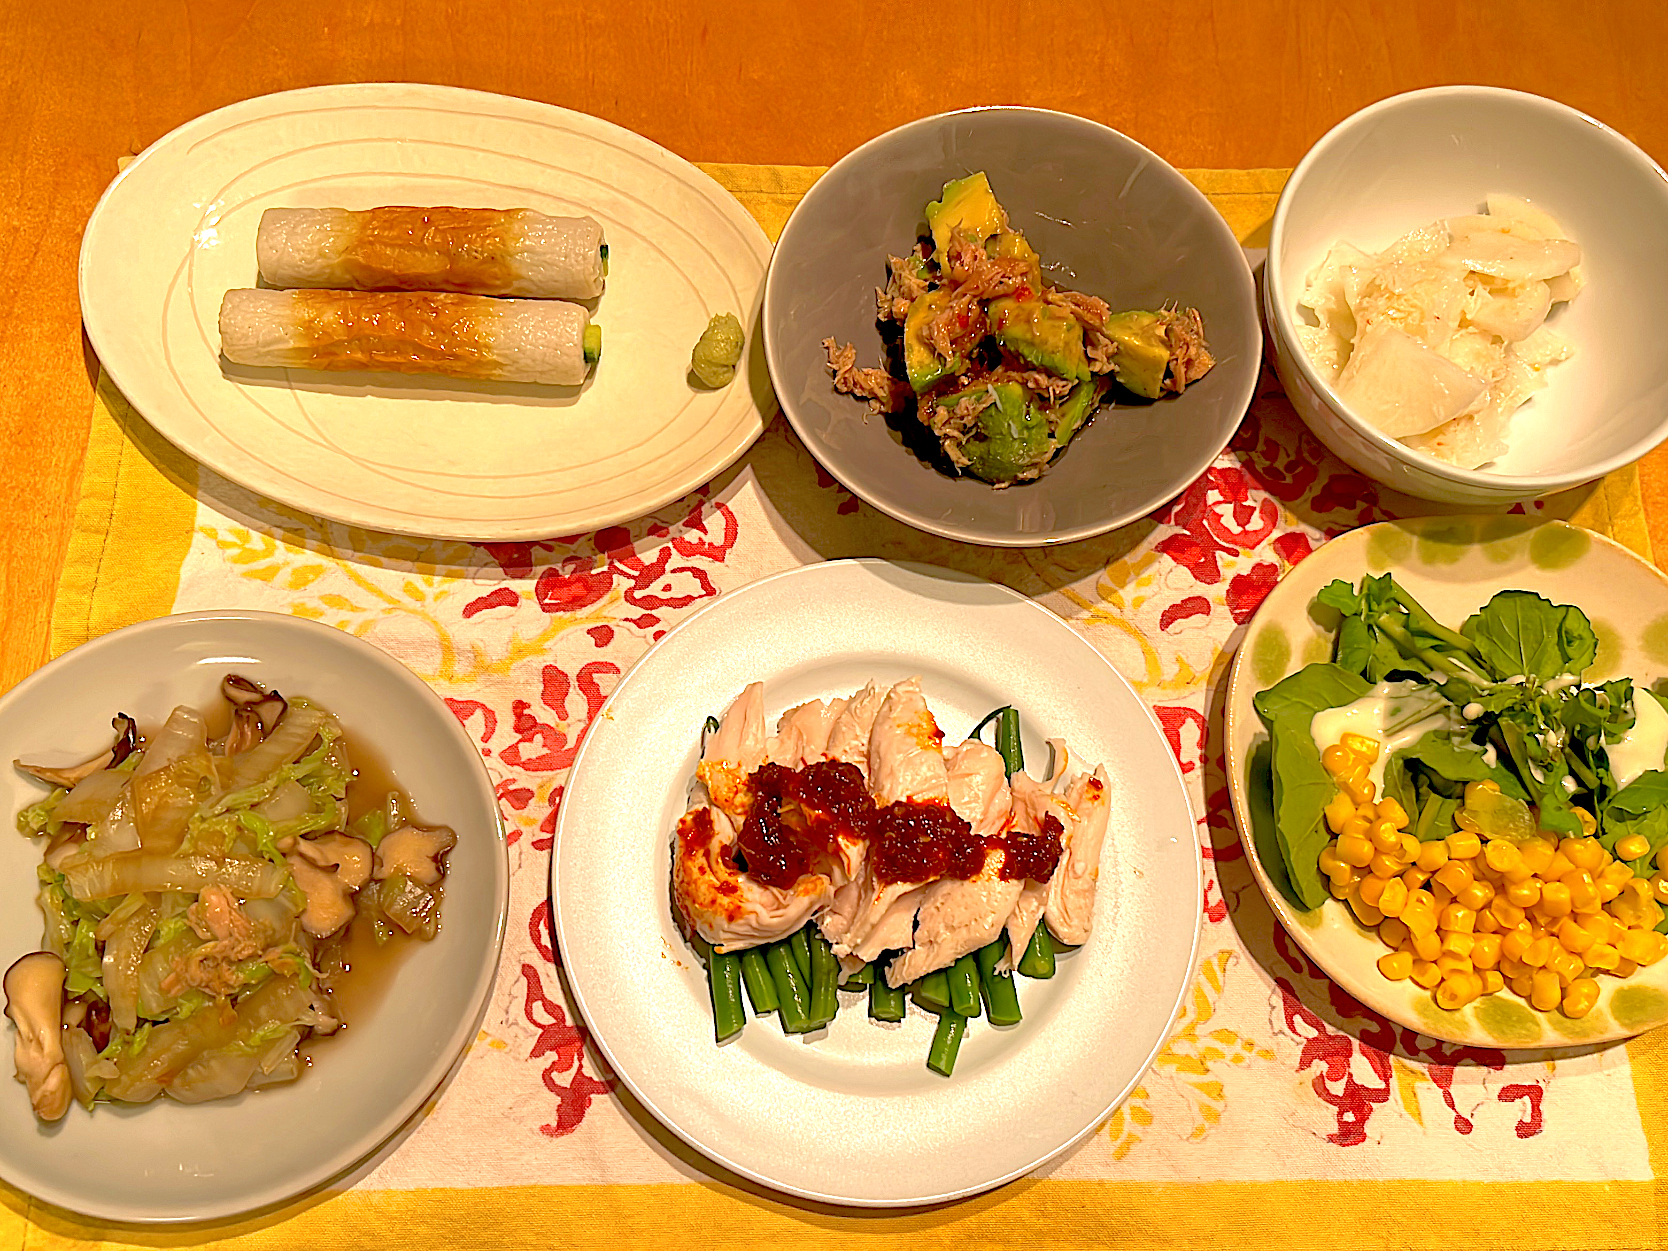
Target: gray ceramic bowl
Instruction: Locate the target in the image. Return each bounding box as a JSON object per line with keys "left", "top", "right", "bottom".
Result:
{"left": 763, "top": 107, "right": 1261, "bottom": 546}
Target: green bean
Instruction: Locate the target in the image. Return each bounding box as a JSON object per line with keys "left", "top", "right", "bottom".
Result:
{"left": 739, "top": 948, "right": 778, "bottom": 1014}
{"left": 994, "top": 707, "right": 1023, "bottom": 779}
{"left": 1017, "top": 924, "right": 1056, "bottom": 979}
{"left": 948, "top": 954, "right": 982, "bottom": 1018}
{"left": 840, "top": 962, "right": 874, "bottom": 990}
{"left": 808, "top": 929, "right": 840, "bottom": 1028}
{"left": 975, "top": 939, "right": 1022, "bottom": 1026}
{"left": 707, "top": 948, "right": 746, "bottom": 1043}
{"left": 869, "top": 969, "right": 906, "bottom": 1021}
{"left": 913, "top": 969, "right": 951, "bottom": 1011}
{"left": 789, "top": 927, "right": 812, "bottom": 985}
{"left": 927, "top": 1010, "right": 967, "bottom": 1077}
{"left": 765, "top": 941, "right": 812, "bottom": 1033}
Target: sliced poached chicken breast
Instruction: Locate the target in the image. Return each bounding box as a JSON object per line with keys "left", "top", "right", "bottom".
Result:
{"left": 696, "top": 682, "right": 766, "bottom": 822}
{"left": 769, "top": 698, "right": 849, "bottom": 767}
{"left": 1002, "top": 770, "right": 1074, "bottom": 964}
{"left": 886, "top": 741, "right": 1019, "bottom": 986}
{"left": 1043, "top": 766, "right": 1112, "bottom": 946}
{"left": 673, "top": 804, "right": 833, "bottom": 952}
{"left": 825, "top": 680, "right": 888, "bottom": 772}
{"left": 833, "top": 678, "right": 951, "bottom": 961}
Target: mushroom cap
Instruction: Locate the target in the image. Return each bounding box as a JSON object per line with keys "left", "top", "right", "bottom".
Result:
{"left": 284, "top": 853, "right": 358, "bottom": 938}
{"left": 295, "top": 833, "right": 374, "bottom": 891}
{"left": 373, "top": 826, "right": 457, "bottom": 888}
{"left": 3, "top": 952, "right": 71, "bottom": 1122}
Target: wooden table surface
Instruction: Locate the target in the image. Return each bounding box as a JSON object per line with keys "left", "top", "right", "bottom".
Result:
{"left": 6, "top": 0, "right": 1668, "bottom": 693}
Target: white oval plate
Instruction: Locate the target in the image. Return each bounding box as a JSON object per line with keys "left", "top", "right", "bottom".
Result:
{"left": 1225, "top": 518, "right": 1668, "bottom": 1048}
{"left": 552, "top": 559, "right": 1202, "bottom": 1206}
{"left": 0, "top": 612, "right": 508, "bottom": 1222}
{"left": 79, "top": 83, "right": 772, "bottom": 541}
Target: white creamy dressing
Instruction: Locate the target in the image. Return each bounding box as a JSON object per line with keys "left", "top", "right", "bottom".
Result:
{"left": 1607, "top": 689, "right": 1668, "bottom": 790}
{"left": 1310, "top": 680, "right": 1455, "bottom": 793}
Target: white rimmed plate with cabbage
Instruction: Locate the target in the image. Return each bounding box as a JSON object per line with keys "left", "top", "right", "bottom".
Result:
{"left": 0, "top": 611, "right": 506, "bottom": 1222}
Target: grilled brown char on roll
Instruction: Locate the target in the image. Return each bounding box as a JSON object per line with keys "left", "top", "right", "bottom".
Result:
{"left": 218, "top": 289, "right": 602, "bottom": 386}
{"left": 256, "top": 207, "right": 608, "bottom": 299}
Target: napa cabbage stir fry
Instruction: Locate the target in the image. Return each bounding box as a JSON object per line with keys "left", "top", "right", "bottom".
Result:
{"left": 1253, "top": 577, "right": 1668, "bottom": 1017}
{"left": 4, "top": 676, "right": 455, "bottom": 1120}
{"left": 823, "top": 171, "right": 1216, "bottom": 486}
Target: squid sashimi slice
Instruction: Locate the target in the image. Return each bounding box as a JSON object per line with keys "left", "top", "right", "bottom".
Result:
{"left": 696, "top": 682, "right": 767, "bottom": 823}
{"left": 885, "top": 742, "right": 1020, "bottom": 986}
{"left": 1044, "top": 766, "right": 1112, "bottom": 946}
{"left": 825, "top": 682, "right": 887, "bottom": 772}
{"left": 866, "top": 678, "right": 949, "bottom": 805}
{"left": 1333, "top": 324, "right": 1489, "bottom": 438}
{"left": 672, "top": 805, "right": 832, "bottom": 953}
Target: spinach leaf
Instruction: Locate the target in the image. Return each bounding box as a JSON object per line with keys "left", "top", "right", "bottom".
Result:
{"left": 1608, "top": 769, "right": 1668, "bottom": 816}
{"left": 1392, "top": 731, "right": 1529, "bottom": 800}
{"left": 1250, "top": 664, "right": 1372, "bottom": 913}
{"left": 1265, "top": 715, "right": 1337, "bottom": 911}
{"left": 1601, "top": 804, "right": 1668, "bottom": 875}
{"left": 1244, "top": 739, "right": 1296, "bottom": 906}
{"left": 1252, "top": 664, "right": 1370, "bottom": 733}
{"left": 1461, "top": 590, "right": 1597, "bottom": 681}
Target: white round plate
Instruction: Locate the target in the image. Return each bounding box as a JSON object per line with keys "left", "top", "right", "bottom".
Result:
{"left": 78, "top": 83, "right": 772, "bottom": 541}
{"left": 1225, "top": 517, "right": 1668, "bottom": 1048}
{"left": 552, "top": 559, "right": 1202, "bottom": 1206}
{"left": 0, "top": 612, "right": 508, "bottom": 1222}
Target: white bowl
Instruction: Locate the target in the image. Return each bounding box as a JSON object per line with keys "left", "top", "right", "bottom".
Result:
{"left": 0, "top": 612, "right": 508, "bottom": 1222}
{"left": 1266, "top": 86, "right": 1668, "bottom": 507}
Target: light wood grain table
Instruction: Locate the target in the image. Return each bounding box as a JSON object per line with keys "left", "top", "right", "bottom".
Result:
{"left": 6, "top": 0, "right": 1668, "bottom": 692}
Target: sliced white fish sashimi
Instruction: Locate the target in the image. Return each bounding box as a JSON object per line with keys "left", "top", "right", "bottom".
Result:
{"left": 886, "top": 741, "right": 1020, "bottom": 986}
{"left": 672, "top": 804, "right": 832, "bottom": 952}
{"left": 1044, "top": 766, "right": 1112, "bottom": 946}
{"left": 696, "top": 682, "right": 767, "bottom": 822}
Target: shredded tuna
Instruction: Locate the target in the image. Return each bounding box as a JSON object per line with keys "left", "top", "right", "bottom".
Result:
{"left": 823, "top": 338, "right": 910, "bottom": 414}
{"left": 1163, "top": 307, "right": 1215, "bottom": 392}
{"left": 875, "top": 253, "right": 932, "bottom": 322}
{"left": 1001, "top": 369, "right": 1076, "bottom": 402}
{"left": 1043, "top": 289, "right": 1118, "bottom": 374}
{"left": 922, "top": 389, "right": 997, "bottom": 467}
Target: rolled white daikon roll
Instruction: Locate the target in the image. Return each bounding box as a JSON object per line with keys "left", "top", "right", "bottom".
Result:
{"left": 255, "top": 206, "right": 608, "bottom": 299}
{"left": 219, "top": 289, "right": 601, "bottom": 385}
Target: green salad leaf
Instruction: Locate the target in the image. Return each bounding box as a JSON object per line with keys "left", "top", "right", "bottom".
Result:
{"left": 1461, "top": 590, "right": 1598, "bottom": 682}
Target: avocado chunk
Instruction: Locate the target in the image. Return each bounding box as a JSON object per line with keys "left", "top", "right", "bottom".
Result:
{"left": 1104, "top": 310, "right": 1173, "bottom": 400}
{"left": 1048, "top": 379, "right": 1104, "bottom": 450}
{"left": 990, "top": 229, "right": 1042, "bottom": 290}
{"left": 931, "top": 382, "right": 1050, "bottom": 484}
{"left": 988, "top": 297, "right": 1091, "bottom": 383}
{"left": 925, "top": 172, "right": 1007, "bottom": 257}
{"left": 903, "top": 290, "right": 963, "bottom": 392}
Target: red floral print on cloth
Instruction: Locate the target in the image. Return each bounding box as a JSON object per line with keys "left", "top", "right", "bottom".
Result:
{"left": 1269, "top": 927, "right": 1537, "bottom": 1145}
{"left": 450, "top": 494, "right": 740, "bottom": 1137}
